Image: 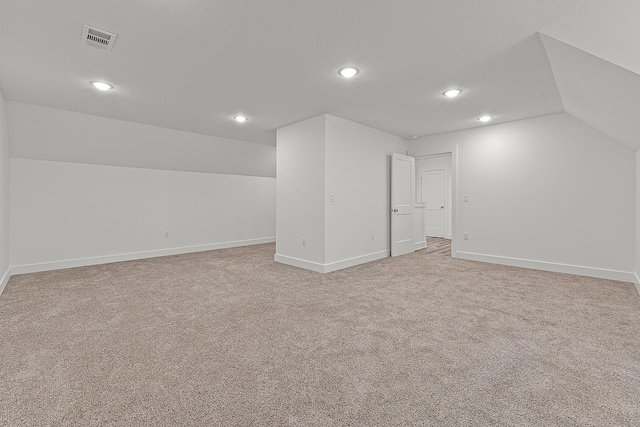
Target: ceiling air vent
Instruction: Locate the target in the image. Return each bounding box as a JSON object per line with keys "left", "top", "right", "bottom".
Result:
{"left": 81, "top": 24, "right": 117, "bottom": 52}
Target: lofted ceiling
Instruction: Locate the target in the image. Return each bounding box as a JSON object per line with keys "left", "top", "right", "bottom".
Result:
{"left": 0, "top": 1, "right": 635, "bottom": 148}
{"left": 542, "top": 1, "right": 640, "bottom": 76}
{"left": 541, "top": 34, "right": 640, "bottom": 151}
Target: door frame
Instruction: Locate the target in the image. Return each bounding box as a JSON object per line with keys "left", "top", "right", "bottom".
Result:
{"left": 413, "top": 148, "right": 458, "bottom": 258}
{"left": 419, "top": 165, "right": 449, "bottom": 239}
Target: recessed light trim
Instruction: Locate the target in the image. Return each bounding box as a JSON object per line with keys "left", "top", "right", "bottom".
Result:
{"left": 234, "top": 115, "right": 248, "bottom": 123}
{"left": 478, "top": 115, "right": 493, "bottom": 123}
{"left": 338, "top": 67, "right": 359, "bottom": 78}
{"left": 90, "top": 81, "right": 113, "bottom": 91}
{"left": 443, "top": 89, "right": 462, "bottom": 98}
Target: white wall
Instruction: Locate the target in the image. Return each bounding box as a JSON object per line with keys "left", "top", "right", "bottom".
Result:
{"left": 324, "top": 115, "right": 406, "bottom": 265}
{"left": 275, "top": 114, "right": 407, "bottom": 272}
{"left": 409, "top": 113, "right": 635, "bottom": 281}
{"left": 4, "top": 101, "right": 277, "bottom": 276}
{"left": 415, "top": 154, "right": 453, "bottom": 238}
{"left": 636, "top": 150, "right": 640, "bottom": 288}
{"left": 275, "top": 116, "right": 326, "bottom": 265}
{"left": 0, "top": 90, "right": 10, "bottom": 291}
{"left": 11, "top": 159, "right": 275, "bottom": 272}
{"left": 7, "top": 101, "right": 276, "bottom": 178}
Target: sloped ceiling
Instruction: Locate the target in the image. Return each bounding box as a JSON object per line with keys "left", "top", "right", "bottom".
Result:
{"left": 0, "top": 0, "right": 597, "bottom": 146}
{"left": 542, "top": 1, "right": 640, "bottom": 76}
{"left": 0, "top": 0, "right": 636, "bottom": 150}
{"left": 540, "top": 34, "right": 640, "bottom": 151}
{"left": 536, "top": 0, "right": 640, "bottom": 152}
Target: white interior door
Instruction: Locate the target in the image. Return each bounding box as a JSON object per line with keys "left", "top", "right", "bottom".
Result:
{"left": 391, "top": 153, "right": 415, "bottom": 257}
{"left": 421, "top": 169, "right": 445, "bottom": 238}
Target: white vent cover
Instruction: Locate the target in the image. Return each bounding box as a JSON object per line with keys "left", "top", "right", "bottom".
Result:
{"left": 81, "top": 24, "right": 117, "bottom": 52}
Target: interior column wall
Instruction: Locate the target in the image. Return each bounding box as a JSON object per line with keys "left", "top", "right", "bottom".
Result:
{"left": 324, "top": 115, "right": 406, "bottom": 266}
{"left": 275, "top": 116, "right": 327, "bottom": 267}
{"left": 275, "top": 114, "right": 407, "bottom": 273}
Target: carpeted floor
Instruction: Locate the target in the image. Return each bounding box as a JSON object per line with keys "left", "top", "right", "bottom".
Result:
{"left": 1, "top": 243, "right": 639, "bottom": 426}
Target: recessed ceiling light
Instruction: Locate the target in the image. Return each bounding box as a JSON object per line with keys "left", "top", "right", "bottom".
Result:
{"left": 478, "top": 115, "right": 493, "bottom": 123}
{"left": 338, "top": 67, "right": 359, "bottom": 78}
{"left": 443, "top": 89, "right": 462, "bottom": 98}
{"left": 90, "top": 81, "right": 113, "bottom": 91}
{"left": 234, "top": 115, "right": 248, "bottom": 123}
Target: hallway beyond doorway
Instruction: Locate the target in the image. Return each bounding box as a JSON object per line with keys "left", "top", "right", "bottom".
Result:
{"left": 425, "top": 237, "right": 451, "bottom": 256}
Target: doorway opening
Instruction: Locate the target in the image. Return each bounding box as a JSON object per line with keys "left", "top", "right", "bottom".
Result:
{"left": 415, "top": 153, "right": 453, "bottom": 256}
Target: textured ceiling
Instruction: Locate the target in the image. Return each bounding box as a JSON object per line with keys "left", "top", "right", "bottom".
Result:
{"left": 0, "top": 0, "right": 599, "bottom": 146}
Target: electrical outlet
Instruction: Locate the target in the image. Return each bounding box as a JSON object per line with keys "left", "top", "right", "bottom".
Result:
{"left": 371, "top": 233, "right": 375, "bottom": 241}
{"left": 464, "top": 194, "right": 469, "bottom": 202}
{"left": 302, "top": 237, "right": 306, "bottom": 246}
{"left": 330, "top": 193, "right": 335, "bottom": 202}
{"left": 164, "top": 231, "right": 170, "bottom": 238}
{"left": 463, "top": 232, "right": 469, "bottom": 240}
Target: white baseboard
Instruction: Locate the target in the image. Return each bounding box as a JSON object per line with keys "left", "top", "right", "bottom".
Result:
{"left": 275, "top": 250, "right": 390, "bottom": 274}
{"left": 323, "top": 250, "right": 390, "bottom": 273}
{"left": 455, "top": 251, "right": 636, "bottom": 284}
{"left": 0, "top": 267, "right": 11, "bottom": 296}
{"left": 414, "top": 241, "right": 427, "bottom": 250}
{"left": 11, "top": 237, "right": 276, "bottom": 276}
{"left": 273, "top": 254, "right": 325, "bottom": 273}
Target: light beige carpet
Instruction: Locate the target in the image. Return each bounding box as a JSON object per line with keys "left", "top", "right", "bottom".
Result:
{"left": 1, "top": 243, "right": 639, "bottom": 426}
